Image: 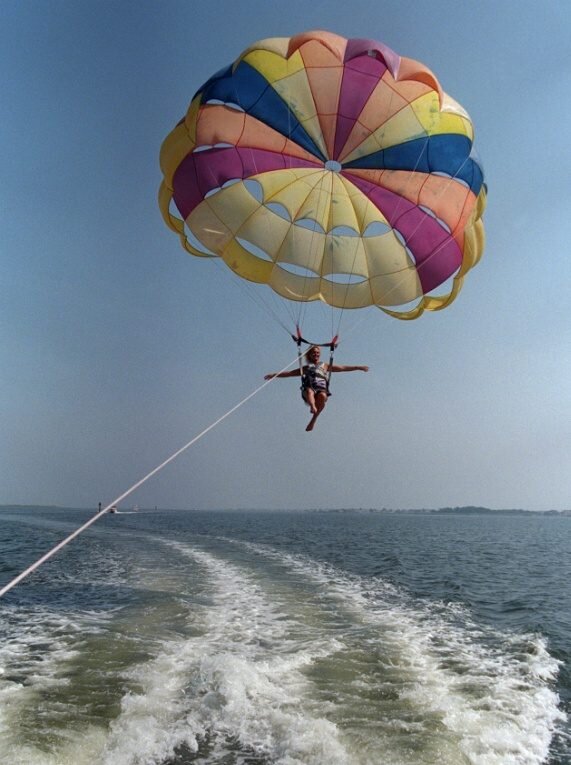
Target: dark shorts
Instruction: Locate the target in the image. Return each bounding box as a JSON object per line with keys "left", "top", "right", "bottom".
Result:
{"left": 301, "top": 377, "right": 329, "bottom": 403}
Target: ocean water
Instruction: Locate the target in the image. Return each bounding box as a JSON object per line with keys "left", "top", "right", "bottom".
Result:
{"left": 0, "top": 507, "right": 569, "bottom": 765}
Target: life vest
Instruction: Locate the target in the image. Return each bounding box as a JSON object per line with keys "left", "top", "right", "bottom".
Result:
{"left": 302, "top": 362, "right": 329, "bottom": 393}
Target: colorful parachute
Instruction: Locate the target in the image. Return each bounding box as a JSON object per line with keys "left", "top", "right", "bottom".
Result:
{"left": 159, "top": 31, "right": 486, "bottom": 319}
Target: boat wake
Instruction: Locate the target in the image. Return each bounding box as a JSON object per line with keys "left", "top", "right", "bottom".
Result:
{"left": 0, "top": 534, "right": 565, "bottom": 765}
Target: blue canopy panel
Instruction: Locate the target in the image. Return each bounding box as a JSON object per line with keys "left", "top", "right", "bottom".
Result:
{"left": 344, "top": 134, "right": 484, "bottom": 195}
{"left": 197, "top": 61, "right": 327, "bottom": 162}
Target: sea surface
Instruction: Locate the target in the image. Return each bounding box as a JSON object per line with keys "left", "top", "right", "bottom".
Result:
{"left": 0, "top": 507, "right": 569, "bottom": 765}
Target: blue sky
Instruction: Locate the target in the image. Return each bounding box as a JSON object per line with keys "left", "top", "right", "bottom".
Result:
{"left": 1, "top": 0, "right": 570, "bottom": 512}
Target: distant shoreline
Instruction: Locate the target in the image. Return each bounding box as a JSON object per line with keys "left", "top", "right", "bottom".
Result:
{"left": 1, "top": 505, "right": 570, "bottom": 516}
{"left": 312, "top": 506, "right": 571, "bottom": 516}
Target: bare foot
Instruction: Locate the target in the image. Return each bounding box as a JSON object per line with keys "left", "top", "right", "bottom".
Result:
{"left": 306, "top": 415, "right": 318, "bottom": 431}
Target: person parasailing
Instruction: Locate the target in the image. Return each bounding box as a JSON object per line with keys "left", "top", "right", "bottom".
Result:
{"left": 159, "top": 31, "right": 486, "bottom": 426}
{"left": 264, "top": 345, "right": 369, "bottom": 431}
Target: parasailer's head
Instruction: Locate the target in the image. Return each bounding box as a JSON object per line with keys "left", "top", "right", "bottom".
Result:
{"left": 306, "top": 346, "right": 321, "bottom": 363}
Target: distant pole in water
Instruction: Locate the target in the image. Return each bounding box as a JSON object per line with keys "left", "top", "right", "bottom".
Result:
{"left": 0, "top": 363, "right": 295, "bottom": 598}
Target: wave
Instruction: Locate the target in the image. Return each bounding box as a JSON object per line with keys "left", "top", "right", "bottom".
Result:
{"left": 0, "top": 533, "right": 566, "bottom": 764}
{"left": 225, "top": 538, "right": 565, "bottom": 765}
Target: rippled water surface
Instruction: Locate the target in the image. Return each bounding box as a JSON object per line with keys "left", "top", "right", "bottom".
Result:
{"left": 0, "top": 507, "right": 569, "bottom": 764}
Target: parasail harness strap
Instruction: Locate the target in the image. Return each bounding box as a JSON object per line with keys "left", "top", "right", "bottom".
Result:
{"left": 293, "top": 325, "right": 339, "bottom": 396}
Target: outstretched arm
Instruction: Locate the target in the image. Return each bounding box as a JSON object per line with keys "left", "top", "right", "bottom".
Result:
{"left": 264, "top": 369, "right": 302, "bottom": 380}
{"left": 328, "top": 364, "right": 369, "bottom": 373}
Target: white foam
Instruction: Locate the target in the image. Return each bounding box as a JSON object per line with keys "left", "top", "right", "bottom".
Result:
{"left": 0, "top": 541, "right": 137, "bottom": 765}
{"left": 1, "top": 534, "right": 566, "bottom": 765}
{"left": 100, "top": 542, "right": 350, "bottom": 764}
{"left": 222, "top": 538, "right": 566, "bottom": 765}
{"left": 0, "top": 607, "right": 106, "bottom": 760}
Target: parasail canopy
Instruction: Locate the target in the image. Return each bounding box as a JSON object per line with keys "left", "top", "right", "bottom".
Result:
{"left": 159, "top": 30, "right": 486, "bottom": 320}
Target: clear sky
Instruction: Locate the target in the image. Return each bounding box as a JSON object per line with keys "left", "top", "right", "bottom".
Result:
{"left": 1, "top": 0, "right": 570, "bottom": 512}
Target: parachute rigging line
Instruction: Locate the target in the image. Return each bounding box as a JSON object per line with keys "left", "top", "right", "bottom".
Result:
{"left": 293, "top": 325, "right": 339, "bottom": 395}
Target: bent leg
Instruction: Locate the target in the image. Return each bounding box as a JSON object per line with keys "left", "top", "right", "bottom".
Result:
{"left": 303, "top": 388, "right": 317, "bottom": 414}
{"left": 306, "top": 391, "right": 328, "bottom": 432}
